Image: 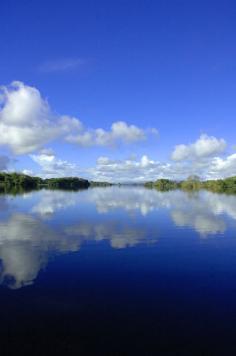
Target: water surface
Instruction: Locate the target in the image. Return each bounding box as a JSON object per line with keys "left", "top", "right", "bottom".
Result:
{"left": 1, "top": 187, "right": 236, "bottom": 355}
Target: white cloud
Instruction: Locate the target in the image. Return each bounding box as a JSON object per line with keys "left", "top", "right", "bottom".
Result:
{"left": 0, "top": 81, "right": 156, "bottom": 154}
{"left": 89, "top": 155, "right": 177, "bottom": 182}
{"left": 66, "top": 121, "right": 156, "bottom": 147}
{"left": 207, "top": 153, "right": 236, "bottom": 178}
{"left": 87, "top": 150, "right": 236, "bottom": 183}
{"left": 171, "top": 134, "right": 226, "bottom": 161}
{"left": 31, "top": 150, "right": 82, "bottom": 178}
{"left": 0, "top": 81, "right": 80, "bottom": 154}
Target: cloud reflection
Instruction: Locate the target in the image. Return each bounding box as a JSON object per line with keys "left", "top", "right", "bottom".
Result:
{"left": 0, "top": 214, "right": 80, "bottom": 289}
{"left": 0, "top": 188, "right": 236, "bottom": 289}
{"left": 32, "top": 190, "right": 76, "bottom": 218}
{"left": 65, "top": 221, "right": 149, "bottom": 249}
{"left": 171, "top": 210, "right": 226, "bottom": 237}
{"left": 88, "top": 188, "right": 236, "bottom": 236}
{"left": 0, "top": 213, "right": 152, "bottom": 289}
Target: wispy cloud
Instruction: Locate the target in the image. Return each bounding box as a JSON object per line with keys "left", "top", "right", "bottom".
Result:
{"left": 39, "top": 58, "right": 84, "bottom": 73}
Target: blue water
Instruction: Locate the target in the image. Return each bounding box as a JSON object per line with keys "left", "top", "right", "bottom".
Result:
{"left": 1, "top": 187, "right": 236, "bottom": 355}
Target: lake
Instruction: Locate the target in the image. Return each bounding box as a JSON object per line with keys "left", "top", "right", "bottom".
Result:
{"left": 1, "top": 186, "right": 236, "bottom": 355}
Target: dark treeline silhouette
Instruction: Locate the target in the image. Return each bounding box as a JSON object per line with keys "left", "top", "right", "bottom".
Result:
{"left": 90, "top": 181, "right": 113, "bottom": 187}
{"left": 0, "top": 172, "right": 89, "bottom": 192}
{"left": 0, "top": 172, "right": 42, "bottom": 189}
{"left": 43, "top": 177, "right": 89, "bottom": 189}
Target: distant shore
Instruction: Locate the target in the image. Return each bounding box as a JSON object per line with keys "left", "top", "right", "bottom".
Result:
{"left": 0, "top": 172, "right": 236, "bottom": 194}
{"left": 145, "top": 176, "right": 236, "bottom": 194}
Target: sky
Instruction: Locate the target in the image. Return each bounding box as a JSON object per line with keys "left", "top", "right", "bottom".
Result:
{"left": 0, "top": 0, "right": 236, "bottom": 182}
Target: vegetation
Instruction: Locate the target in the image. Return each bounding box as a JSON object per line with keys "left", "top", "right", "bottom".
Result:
{"left": 179, "top": 175, "right": 202, "bottom": 191}
{"left": 202, "top": 176, "right": 236, "bottom": 194}
{"left": 145, "top": 176, "right": 236, "bottom": 194}
{"left": 1, "top": 172, "right": 236, "bottom": 195}
{"left": 0, "top": 172, "right": 89, "bottom": 192}
{"left": 43, "top": 177, "right": 89, "bottom": 189}
{"left": 90, "top": 181, "right": 113, "bottom": 187}
{"left": 145, "top": 179, "right": 179, "bottom": 191}
{"left": 0, "top": 172, "right": 42, "bottom": 189}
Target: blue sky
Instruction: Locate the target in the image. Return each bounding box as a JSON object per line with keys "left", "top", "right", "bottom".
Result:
{"left": 0, "top": 0, "right": 236, "bottom": 181}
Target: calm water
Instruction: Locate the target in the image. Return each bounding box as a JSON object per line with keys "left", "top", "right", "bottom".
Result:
{"left": 1, "top": 187, "right": 236, "bottom": 355}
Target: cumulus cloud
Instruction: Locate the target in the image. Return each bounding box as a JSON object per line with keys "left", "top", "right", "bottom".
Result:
{"left": 88, "top": 155, "right": 195, "bottom": 182}
{"left": 0, "top": 81, "right": 79, "bottom": 154}
{"left": 87, "top": 149, "right": 236, "bottom": 183}
{"left": 0, "top": 81, "right": 156, "bottom": 154}
{"left": 66, "top": 121, "right": 157, "bottom": 147}
{"left": 207, "top": 153, "right": 236, "bottom": 178}
{"left": 80, "top": 134, "right": 230, "bottom": 182}
{"left": 88, "top": 155, "right": 161, "bottom": 182}
{"left": 171, "top": 134, "right": 226, "bottom": 161}
{"left": 30, "top": 149, "right": 82, "bottom": 178}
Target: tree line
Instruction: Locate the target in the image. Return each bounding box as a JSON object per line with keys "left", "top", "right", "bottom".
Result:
{"left": 0, "top": 172, "right": 90, "bottom": 193}
{"left": 145, "top": 176, "right": 236, "bottom": 194}
{"left": 1, "top": 172, "right": 236, "bottom": 195}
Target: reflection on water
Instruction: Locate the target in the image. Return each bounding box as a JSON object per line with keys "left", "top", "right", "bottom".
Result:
{"left": 31, "top": 190, "right": 77, "bottom": 218}
{"left": 65, "top": 222, "right": 147, "bottom": 249}
{"left": 0, "top": 187, "right": 236, "bottom": 288}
